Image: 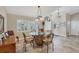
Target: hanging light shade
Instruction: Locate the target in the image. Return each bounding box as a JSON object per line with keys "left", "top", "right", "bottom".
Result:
{"left": 40, "top": 17, "right": 44, "bottom": 22}
{"left": 57, "top": 8, "right": 61, "bottom": 18}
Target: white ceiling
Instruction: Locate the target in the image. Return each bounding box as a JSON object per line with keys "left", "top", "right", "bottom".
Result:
{"left": 51, "top": 6, "right": 79, "bottom": 15}
{"left": 62, "top": 6, "right": 79, "bottom": 15}
{"left": 5, "top": 6, "right": 60, "bottom": 17}
{"left": 5, "top": 6, "right": 79, "bottom": 17}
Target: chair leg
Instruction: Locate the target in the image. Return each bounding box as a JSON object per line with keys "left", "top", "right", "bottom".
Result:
{"left": 52, "top": 42, "right": 54, "bottom": 51}
{"left": 23, "top": 43, "right": 27, "bottom": 52}
{"left": 30, "top": 40, "right": 34, "bottom": 47}
{"left": 51, "top": 35, "right": 54, "bottom": 52}
{"left": 47, "top": 44, "right": 49, "bottom": 53}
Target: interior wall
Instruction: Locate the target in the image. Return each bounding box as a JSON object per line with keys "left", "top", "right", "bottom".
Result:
{"left": 70, "top": 13, "right": 79, "bottom": 35}
{"left": 0, "top": 7, "right": 7, "bottom": 32}
{"left": 66, "top": 14, "right": 71, "bottom": 36}
{"left": 51, "top": 13, "right": 66, "bottom": 37}
{"left": 7, "top": 14, "right": 34, "bottom": 38}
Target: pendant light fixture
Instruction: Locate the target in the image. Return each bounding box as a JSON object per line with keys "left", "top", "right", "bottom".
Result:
{"left": 38, "top": 6, "right": 41, "bottom": 16}
{"left": 35, "top": 6, "right": 44, "bottom": 22}
{"left": 57, "top": 8, "right": 61, "bottom": 18}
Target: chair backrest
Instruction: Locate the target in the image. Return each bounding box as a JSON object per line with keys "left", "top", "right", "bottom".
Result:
{"left": 7, "top": 30, "right": 14, "bottom": 36}
{"left": 16, "top": 36, "right": 19, "bottom": 42}
{"left": 22, "top": 32, "right": 27, "bottom": 43}
{"left": 22, "top": 32, "right": 26, "bottom": 38}
{"left": 46, "top": 33, "right": 51, "bottom": 39}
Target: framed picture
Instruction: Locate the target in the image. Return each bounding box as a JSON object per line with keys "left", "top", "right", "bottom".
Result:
{"left": 0, "top": 15, "right": 4, "bottom": 34}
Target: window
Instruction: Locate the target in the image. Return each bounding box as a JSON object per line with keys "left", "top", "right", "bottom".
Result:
{"left": 17, "top": 19, "right": 35, "bottom": 32}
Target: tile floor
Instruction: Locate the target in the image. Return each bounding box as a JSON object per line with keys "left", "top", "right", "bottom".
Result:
{"left": 16, "top": 35, "right": 79, "bottom": 53}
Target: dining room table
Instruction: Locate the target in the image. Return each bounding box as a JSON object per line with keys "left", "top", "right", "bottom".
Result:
{"left": 30, "top": 31, "right": 54, "bottom": 52}
{"left": 30, "top": 32, "right": 44, "bottom": 48}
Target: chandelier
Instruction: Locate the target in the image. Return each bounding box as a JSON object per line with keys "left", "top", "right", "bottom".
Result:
{"left": 35, "top": 6, "right": 44, "bottom": 22}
